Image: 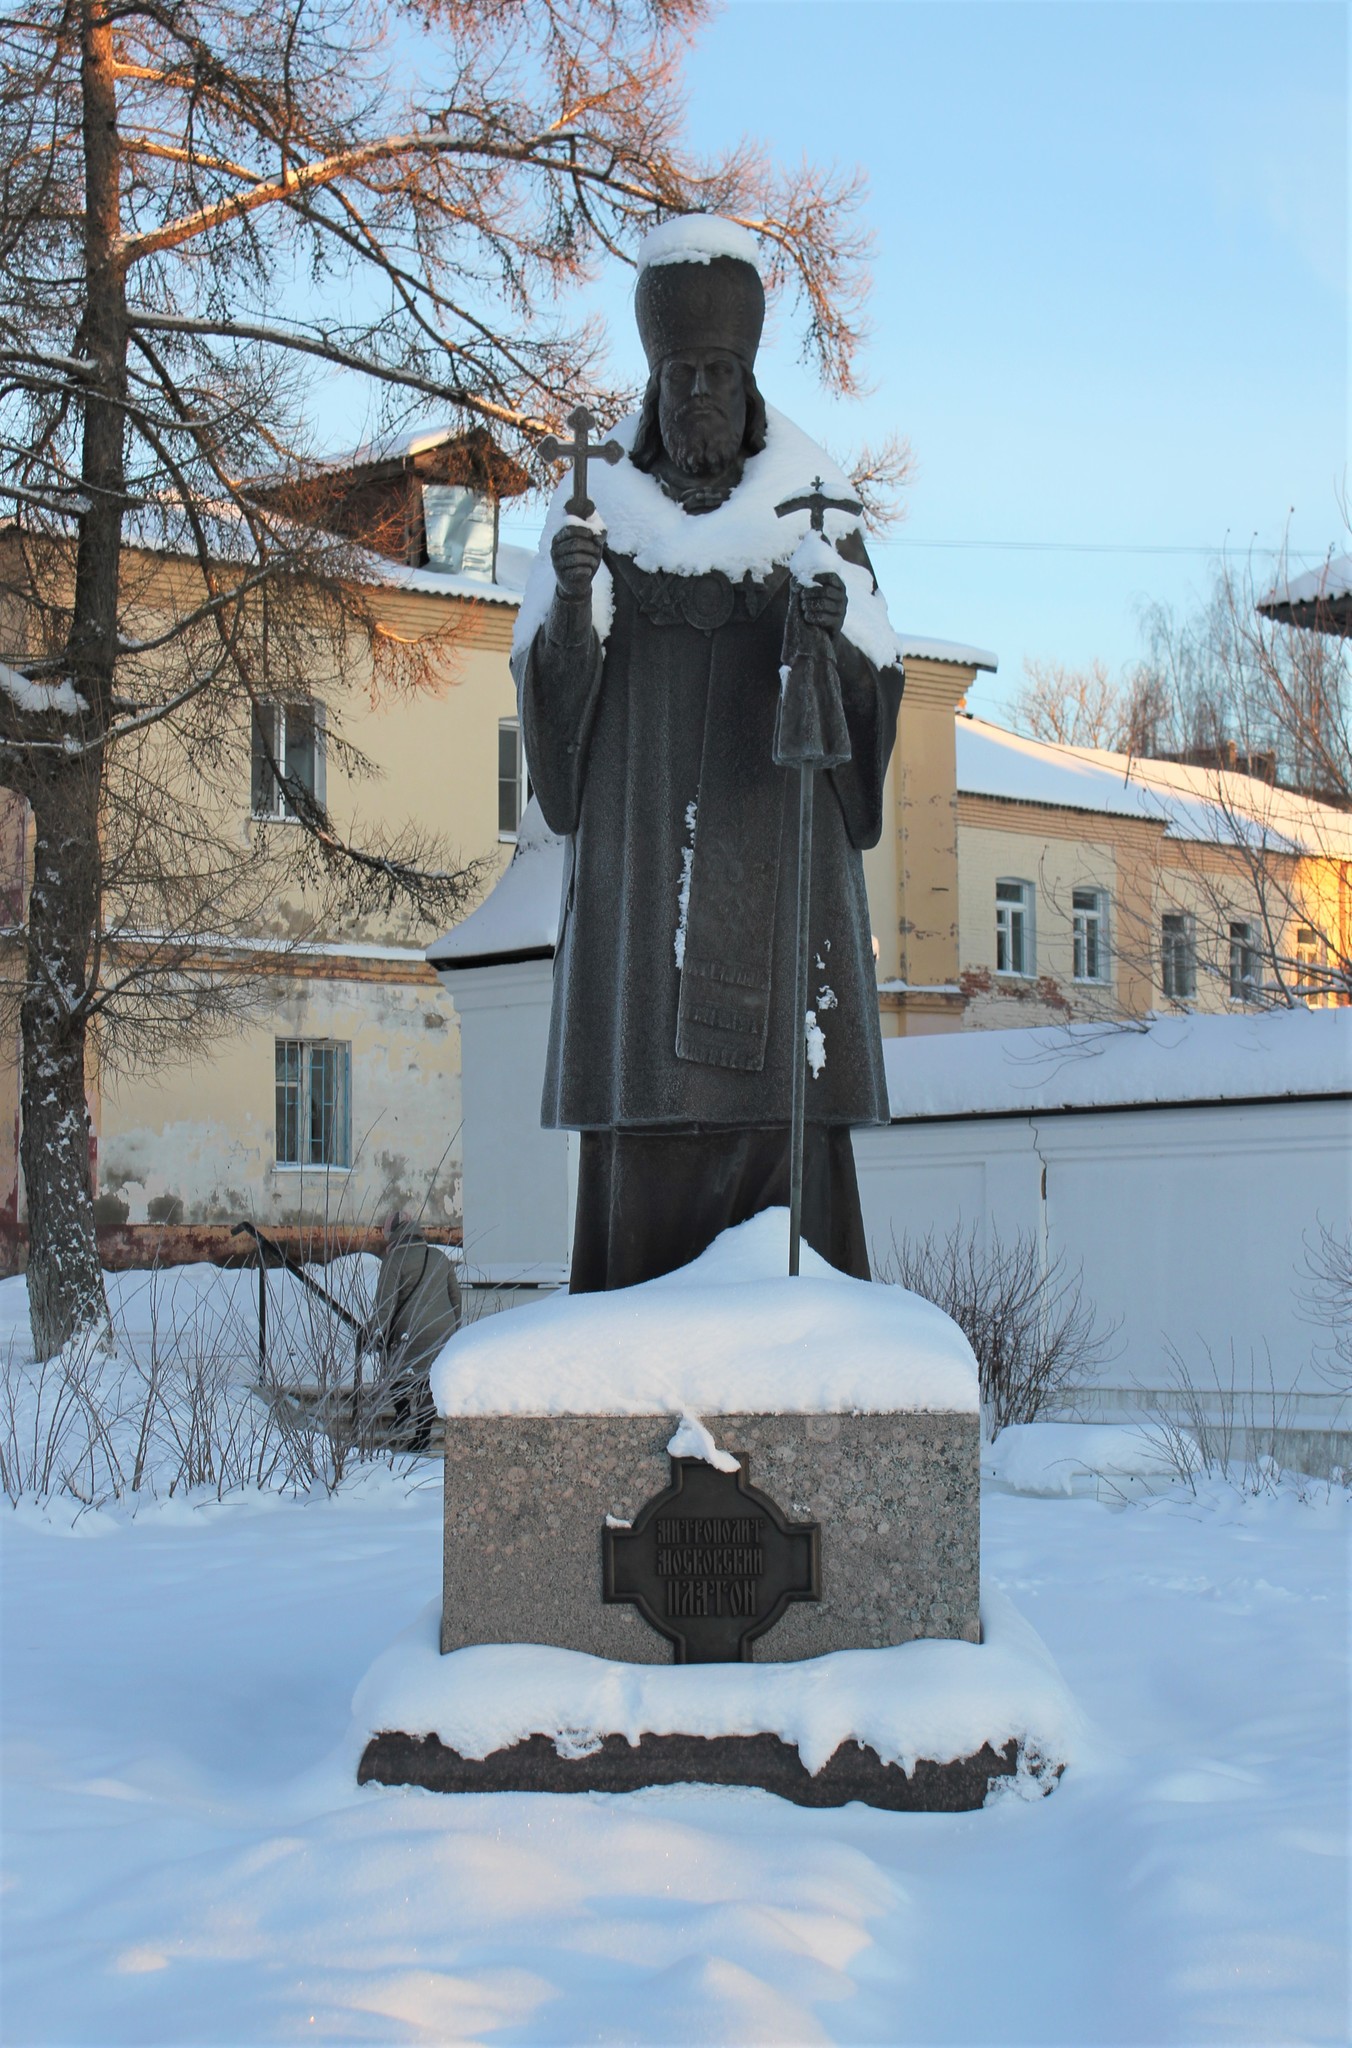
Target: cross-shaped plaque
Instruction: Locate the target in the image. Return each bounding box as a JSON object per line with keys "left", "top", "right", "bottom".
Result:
{"left": 604, "top": 1455, "right": 820, "bottom": 1663}
{"left": 539, "top": 405, "right": 623, "bottom": 520}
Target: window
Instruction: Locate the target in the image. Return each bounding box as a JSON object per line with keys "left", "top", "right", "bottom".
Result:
{"left": 252, "top": 700, "right": 325, "bottom": 820}
{"left": 1072, "top": 887, "right": 1109, "bottom": 983}
{"left": 498, "top": 718, "right": 531, "bottom": 839}
{"left": 422, "top": 484, "right": 498, "bottom": 580}
{"left": 995, "top": 879, "right": 1034, "bottom": 976}
{"left": 1161, "top": 913, "right": 1196, "bottom": 1000}
{"left": 275, "top": 1040, "right": 350, "bottom": 1168}
{"left": 1294, "top": 924, "right": 1323, "bottom": 1000}
{"left": 1229, "top": 921, "right": 1260, "bottom": 1001}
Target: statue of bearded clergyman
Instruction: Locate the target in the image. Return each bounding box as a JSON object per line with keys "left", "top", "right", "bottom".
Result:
{"left": 512, "top": 217, "right": 905, "bottom": 1292}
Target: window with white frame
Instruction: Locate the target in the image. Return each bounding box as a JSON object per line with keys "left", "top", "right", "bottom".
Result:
{"left": 1229, "top": 921, "right": 1260, "bottom": 1001}
{"left": 275, "top": 1039, "right": 350, "bottom": 1168}
{"left": 1161, "top": 912, "right": 1196, "bottom": 1000}
{"left": 498, "top": 717, "right": 531, "bottom": 839}
{"left": 251, "top": 700, "right": 326, "bottom": 820}
{"left": 1072, "top": 886, "right": 1109, "bottom": 983}
{"left": 1294, "top": 923, "right": 1323, "bottom": 1000}
{"left": 995, "top": 878, "right": 1034, "bottom": 976}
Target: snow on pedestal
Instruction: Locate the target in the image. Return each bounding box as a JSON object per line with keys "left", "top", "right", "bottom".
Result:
{"left": 357, "top": 1214, "right": 1076, "bottom": 1807}
{"left": 428, "top": 1212, "right": 981, "bottom": 1666}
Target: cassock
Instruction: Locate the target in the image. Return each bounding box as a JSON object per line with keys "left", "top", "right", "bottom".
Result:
{"left": 512, "top": 407, "right": 905, "bottom": 1288}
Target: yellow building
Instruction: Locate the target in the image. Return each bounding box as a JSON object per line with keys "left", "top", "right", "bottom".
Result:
{"left": 5, "top": 436, "right": 1345, "bottom": 1273}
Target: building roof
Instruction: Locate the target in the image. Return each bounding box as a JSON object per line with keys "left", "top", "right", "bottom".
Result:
{"left": 1257, "top": 553, "right": 1352, "bottom": 636}
{"left": 883, "top": 1009, "right": 1350, "bottom": 1122}
{"left": 956, "top": 716, "right": 1352, "bottom": 857}
{"left": 899, "top": 632, "right": 997, "bottom": 671}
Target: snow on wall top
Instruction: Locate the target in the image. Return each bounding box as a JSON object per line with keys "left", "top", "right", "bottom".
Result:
{"left": 429, "top": 1210, "right": 980, "bottom": 1418}
{"left": 1261, "top": 553, "right": 1352, "bottom": 609}
{"left": 427, "top": 799, "right": 561, "bottom": 966}
{"left": 957, "top": 717, "right": 1352, "bottom": 857}
{"left": 883, "top": 1010, "right": 1351, "bottom": 1123}
{"left": 637, "top": 215, "right": 763, "bottom": 273}
{"left": 512, "top": 406, "right": 903, "bottom": 674}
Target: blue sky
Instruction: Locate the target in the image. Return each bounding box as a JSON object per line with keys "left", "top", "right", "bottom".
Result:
{"left": 493, "top": 0, "right": 1348, "bottom": 719}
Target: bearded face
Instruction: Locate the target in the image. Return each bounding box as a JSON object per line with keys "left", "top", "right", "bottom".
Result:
{"left": 656, "top": 349, "right": 749, "bottom": 477}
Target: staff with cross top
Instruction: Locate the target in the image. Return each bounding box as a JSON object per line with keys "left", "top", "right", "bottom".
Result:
{"left": 773, "top": 476, "right": 864, "bottom": 1278}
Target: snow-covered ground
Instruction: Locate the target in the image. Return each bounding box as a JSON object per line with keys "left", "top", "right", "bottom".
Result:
{"left": 3, "top": 1450, "right": 1347, "bottom": 2044}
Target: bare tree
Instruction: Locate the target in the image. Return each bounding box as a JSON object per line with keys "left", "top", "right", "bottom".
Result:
{"left": 1132, "top": 556, "right": 1351, "bottom": 802}
{"left": 0, "top": 0, "right": 872, "bottom": 1358}
{"left": 1010, "top": 655, "right": 1130, "bottom": 752}
{"left": 879, "top": 1224, "right": 1118, "bottom": 1438}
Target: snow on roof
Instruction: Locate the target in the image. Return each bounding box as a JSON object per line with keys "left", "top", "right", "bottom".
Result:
{"left": 884, "top": 1009, "right": 1350, "bottom": 1122}
{"left": 957, "top": 716, "right": 1352, "bottom": 856}
{"left": 121, "top": 500, "right": 526, "bottom": 607}
{"left": 901, "top": 632, "right": 997, "bottom": 672}
{"left": 1260, "top": 553, "right": 1352, "bottom": 611}
{"left": 428, "top": 799, "right": 562, "bottom": 967}
{"left": 637, "top": 215, "right": 762, "bottom": 273}
{"left": 430, "top": 1209, "right": 980, "bottom": 1418}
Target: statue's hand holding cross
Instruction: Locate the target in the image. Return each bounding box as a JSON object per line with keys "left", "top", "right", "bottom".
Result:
{"left": 542, "top": 405, "right": 622, "bottom": 601}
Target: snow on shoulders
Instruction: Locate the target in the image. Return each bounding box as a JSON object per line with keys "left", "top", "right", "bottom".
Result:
{"left": 430, "top": 1209, "right": 979, "bottom": 1418}
{"left": 883, "top": 1009, "right": 1350, "bottom": 1122}
{"left": 512, "top": 407, "right": 902, "bottom": 672}
{"left": 637, "top": 216, "right": 762, "bottom": 272}
{"left": 427, "top": 799, "right": 563, "bottom": 966}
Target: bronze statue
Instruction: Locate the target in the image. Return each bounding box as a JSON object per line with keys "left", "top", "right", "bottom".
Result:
{"left": 513, "top": 217, "right": 904, "bottom": 1290}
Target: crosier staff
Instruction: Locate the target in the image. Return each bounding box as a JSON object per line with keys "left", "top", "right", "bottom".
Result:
{"left": 773, "top": 478, "right": 863, "bottom": 1277}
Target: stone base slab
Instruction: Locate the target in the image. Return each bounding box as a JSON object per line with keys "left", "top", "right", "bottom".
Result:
{"left": 442, "top": 1411, "right": 979, "bottom": 1661}
{"left": 359, "top": 1728, "right": 1038, "bottom": 1810}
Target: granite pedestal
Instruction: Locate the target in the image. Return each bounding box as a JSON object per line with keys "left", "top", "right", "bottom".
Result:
{"left": 441, "top": 1409, "right": 979, "bottom": 1660}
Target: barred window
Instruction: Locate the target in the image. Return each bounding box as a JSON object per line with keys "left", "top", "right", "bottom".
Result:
{"left": 1161, "top": 913, "right": 1196, "bottom": 1000}
{"left": 251, "top": 701, "right": 326, "bottom": 820}
{"left": 275, "top": 1040, "right": 350, "bottom": 1168}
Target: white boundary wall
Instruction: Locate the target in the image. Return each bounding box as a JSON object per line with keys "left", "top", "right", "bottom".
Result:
{"left": 438, "top": 954, "right": 1351, "bottom": 1450}
{"left": 855, "top": 1093, "right": 1349, "bottom": 1444}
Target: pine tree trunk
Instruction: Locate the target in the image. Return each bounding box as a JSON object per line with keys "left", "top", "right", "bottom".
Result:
{"left": 21, "top": 1, "right": 125, "bottom": 1356}
{"left": 21, "top": 760, "right": 107, "bottom": 1357}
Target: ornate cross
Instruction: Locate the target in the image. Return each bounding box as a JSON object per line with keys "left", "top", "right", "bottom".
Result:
{"left": 774, "top": 475, "right": 863, "bottom": 534}
{"left": 539, "top": 405, "right": 623, "bottom": 520}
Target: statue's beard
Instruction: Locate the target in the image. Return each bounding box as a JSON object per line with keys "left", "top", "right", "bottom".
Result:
{"left": 662, "top": 404, "right": 744, "bottom": 479}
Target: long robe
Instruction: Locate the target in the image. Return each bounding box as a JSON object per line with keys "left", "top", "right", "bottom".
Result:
{"left": 515, "top": 534, "right": 903, "bottom": 1137}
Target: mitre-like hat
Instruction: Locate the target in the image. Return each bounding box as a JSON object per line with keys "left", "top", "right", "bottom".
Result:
{"left": 634, "top": 216, "right": 765, "bottom": 370}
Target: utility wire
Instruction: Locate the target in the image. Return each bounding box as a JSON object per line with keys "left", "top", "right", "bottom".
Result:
{"left": 870, "top": 537, "right": 1319, "bottom": 558}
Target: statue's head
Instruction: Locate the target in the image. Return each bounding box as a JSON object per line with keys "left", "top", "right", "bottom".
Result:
{"left": 629, "top": 218, "right": 768, "bottom": 480}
